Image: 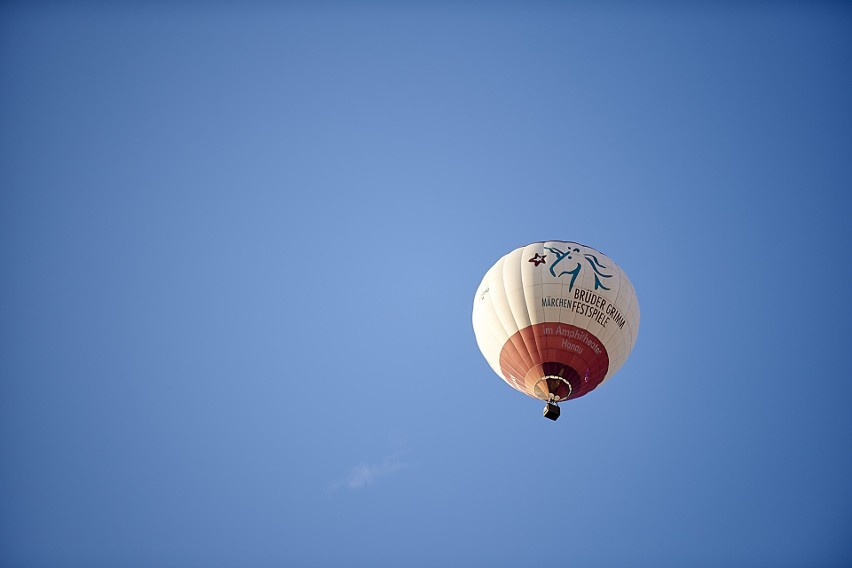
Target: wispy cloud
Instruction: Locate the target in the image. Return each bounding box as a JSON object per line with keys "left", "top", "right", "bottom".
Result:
{"left": 332, "top": 452, "right": 409, "bottom": 491}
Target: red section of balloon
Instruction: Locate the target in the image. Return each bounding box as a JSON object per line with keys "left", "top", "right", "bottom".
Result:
{"left": 498, "top": 322, "right": 609, "bottom": 401}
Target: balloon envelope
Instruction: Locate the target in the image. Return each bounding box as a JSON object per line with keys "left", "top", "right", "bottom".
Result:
{"left": 472, "top": 241, "right": 639, "bottom": 403}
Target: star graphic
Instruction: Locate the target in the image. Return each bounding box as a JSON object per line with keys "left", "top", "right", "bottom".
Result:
{"left": 528, "top": 253, "right": 547, "bottom": 266}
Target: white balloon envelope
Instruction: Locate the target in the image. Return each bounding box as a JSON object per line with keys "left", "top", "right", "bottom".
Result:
{"left": 472, "top": 241, "right": 639, "bottom": 418}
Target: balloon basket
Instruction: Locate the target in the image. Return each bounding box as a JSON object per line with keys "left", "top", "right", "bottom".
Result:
{"left": 543, "top": 402, "right": 560, "bottom": 421}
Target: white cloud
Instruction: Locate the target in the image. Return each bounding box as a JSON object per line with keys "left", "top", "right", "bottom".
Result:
{"left": 333, "top": 453, "right": 408, "bottom": 491}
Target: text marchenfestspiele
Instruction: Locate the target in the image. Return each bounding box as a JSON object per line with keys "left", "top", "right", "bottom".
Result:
{"left": 541, "top": 288, "right": 626, "bottom": 329}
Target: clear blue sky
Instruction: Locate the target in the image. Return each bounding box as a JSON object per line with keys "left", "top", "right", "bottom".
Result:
{"left": 2, "top": 2, "right": 851, "bottom": 567}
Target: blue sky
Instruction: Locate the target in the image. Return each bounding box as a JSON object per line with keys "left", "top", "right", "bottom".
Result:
{"left": 2, "top": 2, "right": 851, "bottom": 567}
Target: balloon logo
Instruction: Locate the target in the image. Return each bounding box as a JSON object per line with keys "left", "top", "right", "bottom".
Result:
{"left": 472, "top": 241, "right": 640, "bottom": 420}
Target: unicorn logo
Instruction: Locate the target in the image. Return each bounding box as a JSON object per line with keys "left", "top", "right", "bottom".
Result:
{"left": 535, "top": 245, "right": 613, "bottom": 292}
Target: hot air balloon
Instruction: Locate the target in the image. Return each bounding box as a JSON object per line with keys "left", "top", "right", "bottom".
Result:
{"left": 472, "top": 241, "right": 639, "bottom": 420}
